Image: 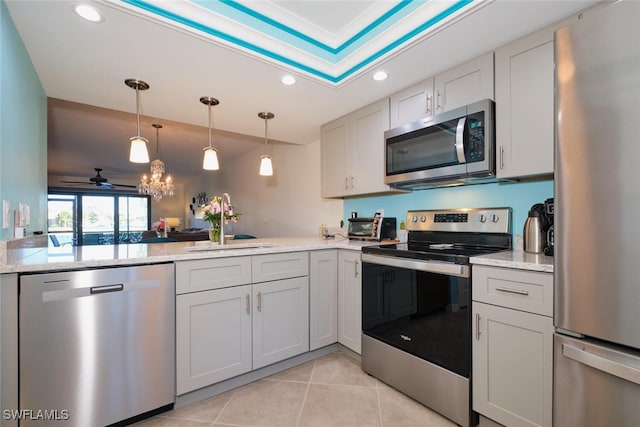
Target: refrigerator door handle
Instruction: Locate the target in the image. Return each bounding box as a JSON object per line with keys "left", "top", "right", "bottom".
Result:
{"left": 563, "top": 343, "right": 640, "bottom": 386}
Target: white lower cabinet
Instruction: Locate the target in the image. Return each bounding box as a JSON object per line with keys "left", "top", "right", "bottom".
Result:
{"left": 338, "top": 250, "right": 362, "bottom": 354}
{"left": 252, "top": 276, "right": 309, "bottom": 369}
{"left": 176, "top": 253, "right": 309, "bottom": 395}
{"left": 309, "top": 250, "right": 338, "bottom": 351}
{"left": 176, "top": 284, "right": 252, "bottom": 395}
{"left": 472, "top": 265, "right": 554, "bottom": 427}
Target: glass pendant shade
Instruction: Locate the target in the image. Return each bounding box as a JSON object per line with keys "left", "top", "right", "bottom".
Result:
{"left": 129, "top": 136, "right": 150, "bottom": 163}
{"left": 258, "top": 112, "right": 275, "bottom": 176}
{"left": 125, "top": 79, "right": 150, "bottom": 164}
{"left": 259, "top": 155, "right": 273, "bottom": 176}
{"left": 200, "top": 96, "right": 220, "bottom": 171}
{"left": 203, "top": 147, "right": 220, "bottom": 170}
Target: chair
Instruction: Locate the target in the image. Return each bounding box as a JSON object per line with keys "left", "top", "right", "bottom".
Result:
{"left": 49, "top": 235, "right": 72, "bottom": 247}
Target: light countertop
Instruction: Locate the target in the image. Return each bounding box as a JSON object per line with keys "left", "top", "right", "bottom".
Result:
{"left": 1, "top": 237, "right": 377, "bottom": 274}
{"left": 470, "top": 250, "right": 554, "bottom": 273}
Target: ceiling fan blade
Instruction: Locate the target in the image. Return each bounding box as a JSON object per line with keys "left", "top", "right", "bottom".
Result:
{"left": 97, "top": 182, "right": 114, "bottom": 189}
{"left": 111, "top": 183, "right": 138, "bottom": 188}
{"left": 60, "top": 180, "right": 92, "bottom": 185}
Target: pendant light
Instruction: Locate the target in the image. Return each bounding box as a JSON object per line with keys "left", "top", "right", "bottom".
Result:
{"left": 258, "top": 112, "right": 274, "bottom": 176}
{"left": 200, "top": 97, "right": 220, "bottom": 170}
{"left": 138, "top": 124, "right": 175, "bottom": 201}
{"left": 125, "top": 78, "right": 150, "bottom": 163}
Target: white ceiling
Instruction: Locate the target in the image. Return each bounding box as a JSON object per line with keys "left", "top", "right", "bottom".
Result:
{"left": 5, "top": 0, "right": 596, "bottom": 185}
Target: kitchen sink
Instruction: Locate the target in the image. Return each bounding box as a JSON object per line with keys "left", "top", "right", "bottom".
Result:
{"left": 186, "top": 242, "right": 274, "bottom": 252}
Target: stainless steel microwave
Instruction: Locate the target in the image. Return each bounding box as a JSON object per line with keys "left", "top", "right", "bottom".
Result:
{"left": 384, "top": 98, "right": 495, "bottom": 189}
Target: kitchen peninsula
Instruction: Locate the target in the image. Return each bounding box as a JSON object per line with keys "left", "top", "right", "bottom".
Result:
{"left": 1, "top": 236, "right": 372, "bottom": 274}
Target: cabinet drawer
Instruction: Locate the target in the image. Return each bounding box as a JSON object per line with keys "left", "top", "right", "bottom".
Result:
{"left": 252, "top": 252, "right": 309, "bottom": 283}
{"left": 472, "top": 265, "right": 553, "bottom": 316}
{"left": 175, "top": 257, "right": 252, "bottom": 294}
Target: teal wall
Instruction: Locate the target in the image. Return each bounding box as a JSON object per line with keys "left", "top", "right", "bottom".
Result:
{"left": 0, "top": 0, "right": 47, "bottom": 240}
{"left": 344, "top": 179, "right": 553, "bottom": 241}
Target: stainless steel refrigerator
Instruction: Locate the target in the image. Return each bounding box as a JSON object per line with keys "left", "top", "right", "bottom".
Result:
{"left": 554, "top": 1, "right": 640, "bottom": 425}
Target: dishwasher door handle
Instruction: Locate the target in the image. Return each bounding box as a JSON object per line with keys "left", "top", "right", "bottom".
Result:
{"left": 90, "top": 284, "right": 124, "bottom": 294}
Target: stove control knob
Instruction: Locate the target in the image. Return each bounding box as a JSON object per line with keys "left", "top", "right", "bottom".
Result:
{"left": 478, "top": 214, "right": 487, "bottom": 223}
{"left": 490, "top": 214, "right": 500, "bottom": 223}
{"left": 419, "top": 215, "right": 427, "bottom": 222}
{"left": 411, "top": 215, "right": 419, "bottom": 223}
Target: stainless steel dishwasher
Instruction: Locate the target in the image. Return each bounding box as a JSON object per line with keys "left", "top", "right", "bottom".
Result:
{"left": 19, "top": 263, "right": 175, "bottom": 426}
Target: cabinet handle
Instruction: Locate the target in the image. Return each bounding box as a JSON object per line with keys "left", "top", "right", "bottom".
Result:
{"left": 475, "top": 313, "right": 481, "bottom": 340}
{"left": 350, "top": 176, "right": 354, "bottom": 190}
{"left": 500, "top": 146, "right": 505, "bottom": 170}
{"left": 345, "top": 177, "right": 349, "bottom": 190}
{"left": 246, "top": 294, "right": 250, "bottom": 315}
{"left": 257, "top": 291, "right": 262, "bottom": 312}
{"left": 426, "top": 94, "right": 432, "bottom": 115}
{"left": 436, "top": 90, "right": 442, "bottom": 111}
{"left": 495, "top": 286, "right": 529, "bottom": 296}
{"left": 354, "top": 260, "right": 360, "bottom": 277}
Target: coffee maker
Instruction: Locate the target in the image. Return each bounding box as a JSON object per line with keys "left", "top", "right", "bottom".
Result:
{"left": 544, "top": 198, "right": 554, "bottom": 256}
{"left": 523, "top": 198, "right": 554, "bottom": 255}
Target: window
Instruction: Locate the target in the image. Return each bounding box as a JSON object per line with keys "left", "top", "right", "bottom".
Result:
{"left": 48, "top": 191, "right": 150, "bottom": 245}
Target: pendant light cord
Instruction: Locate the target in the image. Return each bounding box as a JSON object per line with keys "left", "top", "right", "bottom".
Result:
{"left": 208, "top": 104, "right": 212, "bottom": 148}
{"left": 136, "top": 86, "right": 141, "bottom": 138}
{"left": 264, "top": 117, "right": 268, "bottom": 150}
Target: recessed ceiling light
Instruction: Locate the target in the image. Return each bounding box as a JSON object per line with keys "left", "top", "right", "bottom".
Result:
{"left": 281, "top": 75, "right": 296, "bottom": 86}
{"left": 73, "top": 4, "right": 103, "bottom": 23}
{"left": 373, "top": 71, "right": 388, "bottom": 81}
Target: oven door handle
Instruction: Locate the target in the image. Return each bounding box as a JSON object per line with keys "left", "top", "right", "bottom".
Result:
{"left": 361, "top": 253, "right": 470, "bottom": 278}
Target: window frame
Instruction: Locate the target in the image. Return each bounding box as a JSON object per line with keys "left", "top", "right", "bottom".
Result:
{"left": 48, "top": 188, "right": 151, "bottom": 245}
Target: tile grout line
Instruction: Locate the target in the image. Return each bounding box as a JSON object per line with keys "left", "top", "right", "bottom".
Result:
{"left": 375, "top": 382, "right": 384, "bottom": 427}
{"left": 294, "top": 358, "right": 317, "bottom": 426}
{"left": 211, "top": 384, "right": 242, "bottom": 425}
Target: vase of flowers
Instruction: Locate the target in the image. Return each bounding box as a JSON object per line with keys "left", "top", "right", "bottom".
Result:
{"left": 151, "top": 218, "right": 168, "bottom": 238}
{"left": 201, "top": 197, "right": 239, "bottom": 243}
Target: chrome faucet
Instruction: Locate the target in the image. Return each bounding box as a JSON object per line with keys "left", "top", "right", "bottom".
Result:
{"left": 220, "top": 192, "right": 232, "bottom": 245}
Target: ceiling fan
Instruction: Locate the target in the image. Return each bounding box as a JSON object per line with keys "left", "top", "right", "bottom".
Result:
{"left": 61, "top": 168, "right": 137, "bottom": 189}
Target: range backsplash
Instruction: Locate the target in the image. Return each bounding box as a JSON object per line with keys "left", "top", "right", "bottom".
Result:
{"left": 343, "top": 179, "right": 553, "bottom": 244}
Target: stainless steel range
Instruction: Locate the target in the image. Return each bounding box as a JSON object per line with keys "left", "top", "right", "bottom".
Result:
{"left": 361, "top": 208, "right": 512, "bottom": 427}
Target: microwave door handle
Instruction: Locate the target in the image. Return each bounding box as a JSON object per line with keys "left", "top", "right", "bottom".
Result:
{"left": 455, "top": 117, "right": 467, "bottom": 163}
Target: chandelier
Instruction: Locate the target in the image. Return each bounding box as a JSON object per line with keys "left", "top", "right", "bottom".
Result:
{"left": 138, "top": 124, "right": 175, "bottom": 201}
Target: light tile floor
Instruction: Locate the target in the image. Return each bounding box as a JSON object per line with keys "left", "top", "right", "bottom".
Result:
{"left": 133, "top": 351, "right": 456, "bottom": 427}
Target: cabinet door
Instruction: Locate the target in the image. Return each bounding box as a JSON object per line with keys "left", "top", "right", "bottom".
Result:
{"left": 176, "top": 285, "right": 252, "bottom": 394}
{"left": 309, "top": 250, "right": 338, "bottom": 350}
{"left": 389, "top": 78, "right": 434, "bottom": 128}
{"left": 434, "top": 52, "right": 494, "bottom": 114}
{"left": 495, "top": 30, "right": 554, "bottom": 178}
{"left": 472, "top": 302, "right": 553, "bottom": 427}
{"left": 338, "top": 250, "right": 362, "bottom": 354}
{"left": 351, "top": 98, "right": 391, "bottom": 196}
{"left": 253, "top": 276, "right": 309, "bottom": 369}
{"left": 321, "top": 116, "right": 351, "bottom": 198}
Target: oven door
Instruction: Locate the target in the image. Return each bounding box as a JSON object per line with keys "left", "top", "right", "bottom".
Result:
{"left": 361, "top": 253, "right": 471, "bottom": 378}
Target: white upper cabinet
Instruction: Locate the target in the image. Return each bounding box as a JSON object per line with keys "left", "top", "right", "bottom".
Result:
{"left": 320, "top": 116, "right": 351, "bottom": 198}
{"left": 495, "top": 28, "right": 554, "bottom": 178}
{"left": 433, "top": 52, "right": 494, "bottom": 114}
{"left": 321, "top": 98, "right": 392, "bottom": 198}
{"left": 389, "top": 78, "right": 434, "bottom": 129}
{"left": 388, "top": 53, "right": 494, "bottom": 131}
